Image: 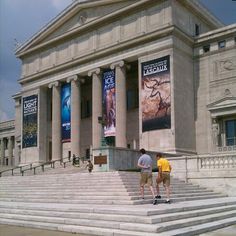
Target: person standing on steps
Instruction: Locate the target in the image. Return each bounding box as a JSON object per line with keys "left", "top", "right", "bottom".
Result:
{"left": 86, "top": 160, "right": 93, "bottom": 173}
{"left": 155, "top": 152, "right": 172, "bottom": 204}
{"left": 137, "top": 148, "right": 157, "bottom": 205}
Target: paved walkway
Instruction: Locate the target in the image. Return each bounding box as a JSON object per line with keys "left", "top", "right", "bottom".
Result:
{"left": 1, "top": 224, "right": 236, "bottom": 236}
{"left": 199, "top": 225, "right": 236, "bottom": 236}
{"left": 0, "top": 225, "right": 89, "bottom": 236}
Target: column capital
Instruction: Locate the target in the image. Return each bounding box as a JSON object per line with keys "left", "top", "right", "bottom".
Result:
{"left": 67, "top": 75, "right": 78, "bottom": 83}
{"left": 110, "top": 60, "right": 125, "bottom": 70}
{"left": 67, "top": 75, "right": 85, "bottom": 84}
{"left": 88, "top": 68, "right": 101, "bottom": 77}
{"left": 48, "top": 81, "right": 60, "bottom": 88}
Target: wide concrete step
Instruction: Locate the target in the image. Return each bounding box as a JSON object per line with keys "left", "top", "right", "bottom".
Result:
{"left": 158, "top": 217, "right": 236, "bottom": 236}
{"left": 0, "top": 184, "right": 207, "bottom": 190}
{"left": 0, "top": 178, "right": 188, "bottom": 186}
{"left": 0, "top": 198, "right": 136, "bottom": 205}
{"left": 0, "top": 191, "right": 221, "bottom": 200}
{"left": 2, "top": 210, "right": 236, "bottom": 233}
{"left": 0, "top": 194, "right": 227, "bottom": 206}
{"left": 0, "top": 218, "right": 158, "bottom": 236}
{"left": 1, "top": 198, "right": 236, "bottom": 215}
{"left": 0, "top": 203, "right": 235, "bottom": 225}
{"left": 0, "top": 212, "right": 235, "bottom": 236}
{"left": 134, "top": 194, "right": 228, "bottom": 205}
{"left": 0, "top": 188, "right": 213, "bottom": 194}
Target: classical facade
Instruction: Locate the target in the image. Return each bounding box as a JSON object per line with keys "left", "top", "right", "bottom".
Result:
{"left": 0, "top": 120, "right": 15, "bottom": 166}
{"left": 1, "top": 0, "right": 236, "bottom": 168}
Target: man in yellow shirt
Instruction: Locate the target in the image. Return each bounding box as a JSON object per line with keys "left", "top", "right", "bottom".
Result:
{"left": 156, "top": 153, "right": 172, "bottom": 203}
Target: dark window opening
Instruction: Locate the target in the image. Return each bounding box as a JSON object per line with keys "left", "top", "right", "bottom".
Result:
{"left": 195, "top": 24, "right": 200, "bottom": 36}
{"left": 225, "top": 119, "right": 236, "bottom": 146}
{"left": 127, "top": 88, "right": 139, "bottom": 110}
{"left": 218, "top": 40, "right": 226, "bottom": 49}
{"left": 203, "top": 45, "right": 210, "bottom": 53}
{"left": 105, "top": 136, "right": 115, "bottom": 147}
{"left": 81, "top": 99, "right": 92, "bottom": 118}
{"left": 86, "top": 148, "right": 90, "bottom": 159}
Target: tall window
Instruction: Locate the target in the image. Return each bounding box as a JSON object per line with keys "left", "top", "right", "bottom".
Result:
{"left": 225, "top": 119, "right": 236, "bottom": 146}
{"left": 195, "top": 24, "right": 200, "bottom": 36}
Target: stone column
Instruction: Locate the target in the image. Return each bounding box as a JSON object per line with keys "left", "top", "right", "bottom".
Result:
{"left": 0, "top": 138, "right": 5, "bottom": 165}
{"left": 48, "top": 81, "right": 62, "bottom": 160}
{"left": 67, "top": 75, "right": 81, "bottom": 157}
{"left": 110, "top": 61, "right": 127, "bottom": 148}
{"left": 88, "top": 68, "right": 102, "bottom": 149}
{"left": 8, "top": 136, "right": 13, "bottom": 166}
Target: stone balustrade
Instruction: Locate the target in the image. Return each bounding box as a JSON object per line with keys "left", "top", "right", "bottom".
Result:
{"left": 200, "top": 154, "right": 236, "bottom": 169}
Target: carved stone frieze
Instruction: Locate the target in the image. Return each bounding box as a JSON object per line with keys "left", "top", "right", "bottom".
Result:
{"left": 215, "top": 57, "right": 236, "bottom": 76}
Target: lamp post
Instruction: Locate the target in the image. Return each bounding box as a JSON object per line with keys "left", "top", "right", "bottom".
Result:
{"left": 98, "top": 115, "right": 107, "bottom": 147}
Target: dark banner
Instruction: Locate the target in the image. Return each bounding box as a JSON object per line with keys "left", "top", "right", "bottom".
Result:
{"left": 61, "top": 83, "right": 71, "bottom": 142}
{"left": 102, "top": 69, "right": 116, "bottom": 137}
{"left": 22, "top": 95, "right": 38, "bottom": 148}
{"left": 141, "top": 55, "right": 171, "bottom": 132}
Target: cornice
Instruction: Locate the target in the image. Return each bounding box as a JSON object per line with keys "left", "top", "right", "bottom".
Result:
{"left": 18, "top": 25, "right": 194, "bottom": 85}
{"left": 195, "top": 23, "right": 236, "bottom": 46}
{"left": 18, "top": 24, "right": 176, "bottom": 84}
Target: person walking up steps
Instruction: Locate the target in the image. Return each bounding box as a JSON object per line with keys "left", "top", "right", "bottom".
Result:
{"left": 137, "top": 148, "right": 157, "bottom": 205}
{"left": 156, "top": 153, "right": 172, "bottom": 203}
{"left": 86, "top": 160, "right": 93, "bottom": 173}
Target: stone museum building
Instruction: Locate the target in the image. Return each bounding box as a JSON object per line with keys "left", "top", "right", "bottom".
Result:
{"left": 0, "top": 0, "right": 236, "bottom": 180}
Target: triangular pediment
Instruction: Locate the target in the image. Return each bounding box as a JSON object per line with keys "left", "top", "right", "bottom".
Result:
{"left": 16, "top": 0, "right": 138, "bottom": 55}
{"left": 207, "top": 96, "right": 236, "bottom": 111}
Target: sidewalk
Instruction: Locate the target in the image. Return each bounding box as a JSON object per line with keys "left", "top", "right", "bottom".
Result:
{"left": 0, "top": 225, "right": 89, "bottom": 236}
{"left": 199, "top": 225, "right": 236, "bottom": 236}
{"left": 1, "top": 224, "right": 235, "bottom": 236}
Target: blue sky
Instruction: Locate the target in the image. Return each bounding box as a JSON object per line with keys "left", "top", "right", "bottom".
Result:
{"left": 0, "top": 0, "right": 236, "bottom": 122}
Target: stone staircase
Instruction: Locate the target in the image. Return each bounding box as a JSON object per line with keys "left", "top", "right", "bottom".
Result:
{"left": 0, "top": 171, "right": 236, "bottom": 235}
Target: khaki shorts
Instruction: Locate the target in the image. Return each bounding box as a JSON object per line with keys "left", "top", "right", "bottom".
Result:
{"left": 140, "top": 172, "right": 153, "bottom": 187}
{"left": 156, "top": 172, "right": 170, "bottom": 187}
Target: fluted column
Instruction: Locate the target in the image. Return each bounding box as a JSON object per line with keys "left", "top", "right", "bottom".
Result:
{"left": 0, "top": 138, "right": 4, "bottom": 165}
{"left": 110, "top": 61, "right": 127, "bottom": 148}
{"left": 67, "top": 75, "right": 81, "bottom": 157}
{"left": 88, "top": 68, "right": 102, "bottom": 149}
{"left": 8, "top": 136, "right": 13, "bottom": 166}
{"left": 49, "top": 81, "right": 62, "bottom": 160}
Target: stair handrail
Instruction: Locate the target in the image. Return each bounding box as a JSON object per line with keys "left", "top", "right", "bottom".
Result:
{"left": 0, "top": 163, "right": 33, "bottom": 177}
{"left": 21, "top": 156, "right": 71, "bottom": 176}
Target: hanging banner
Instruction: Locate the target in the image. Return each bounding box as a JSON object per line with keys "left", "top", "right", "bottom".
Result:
{"left": 61, "top": 83, "right": 71, "bottom": 142}
{"left": 22, "top": 95, "right": 38, "bottom": 148}
{"left": 102, "top": 69, "right": 116, "bottom": 137}
{"left": 141, "top": 55, "right": 171, "bottom": 132}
